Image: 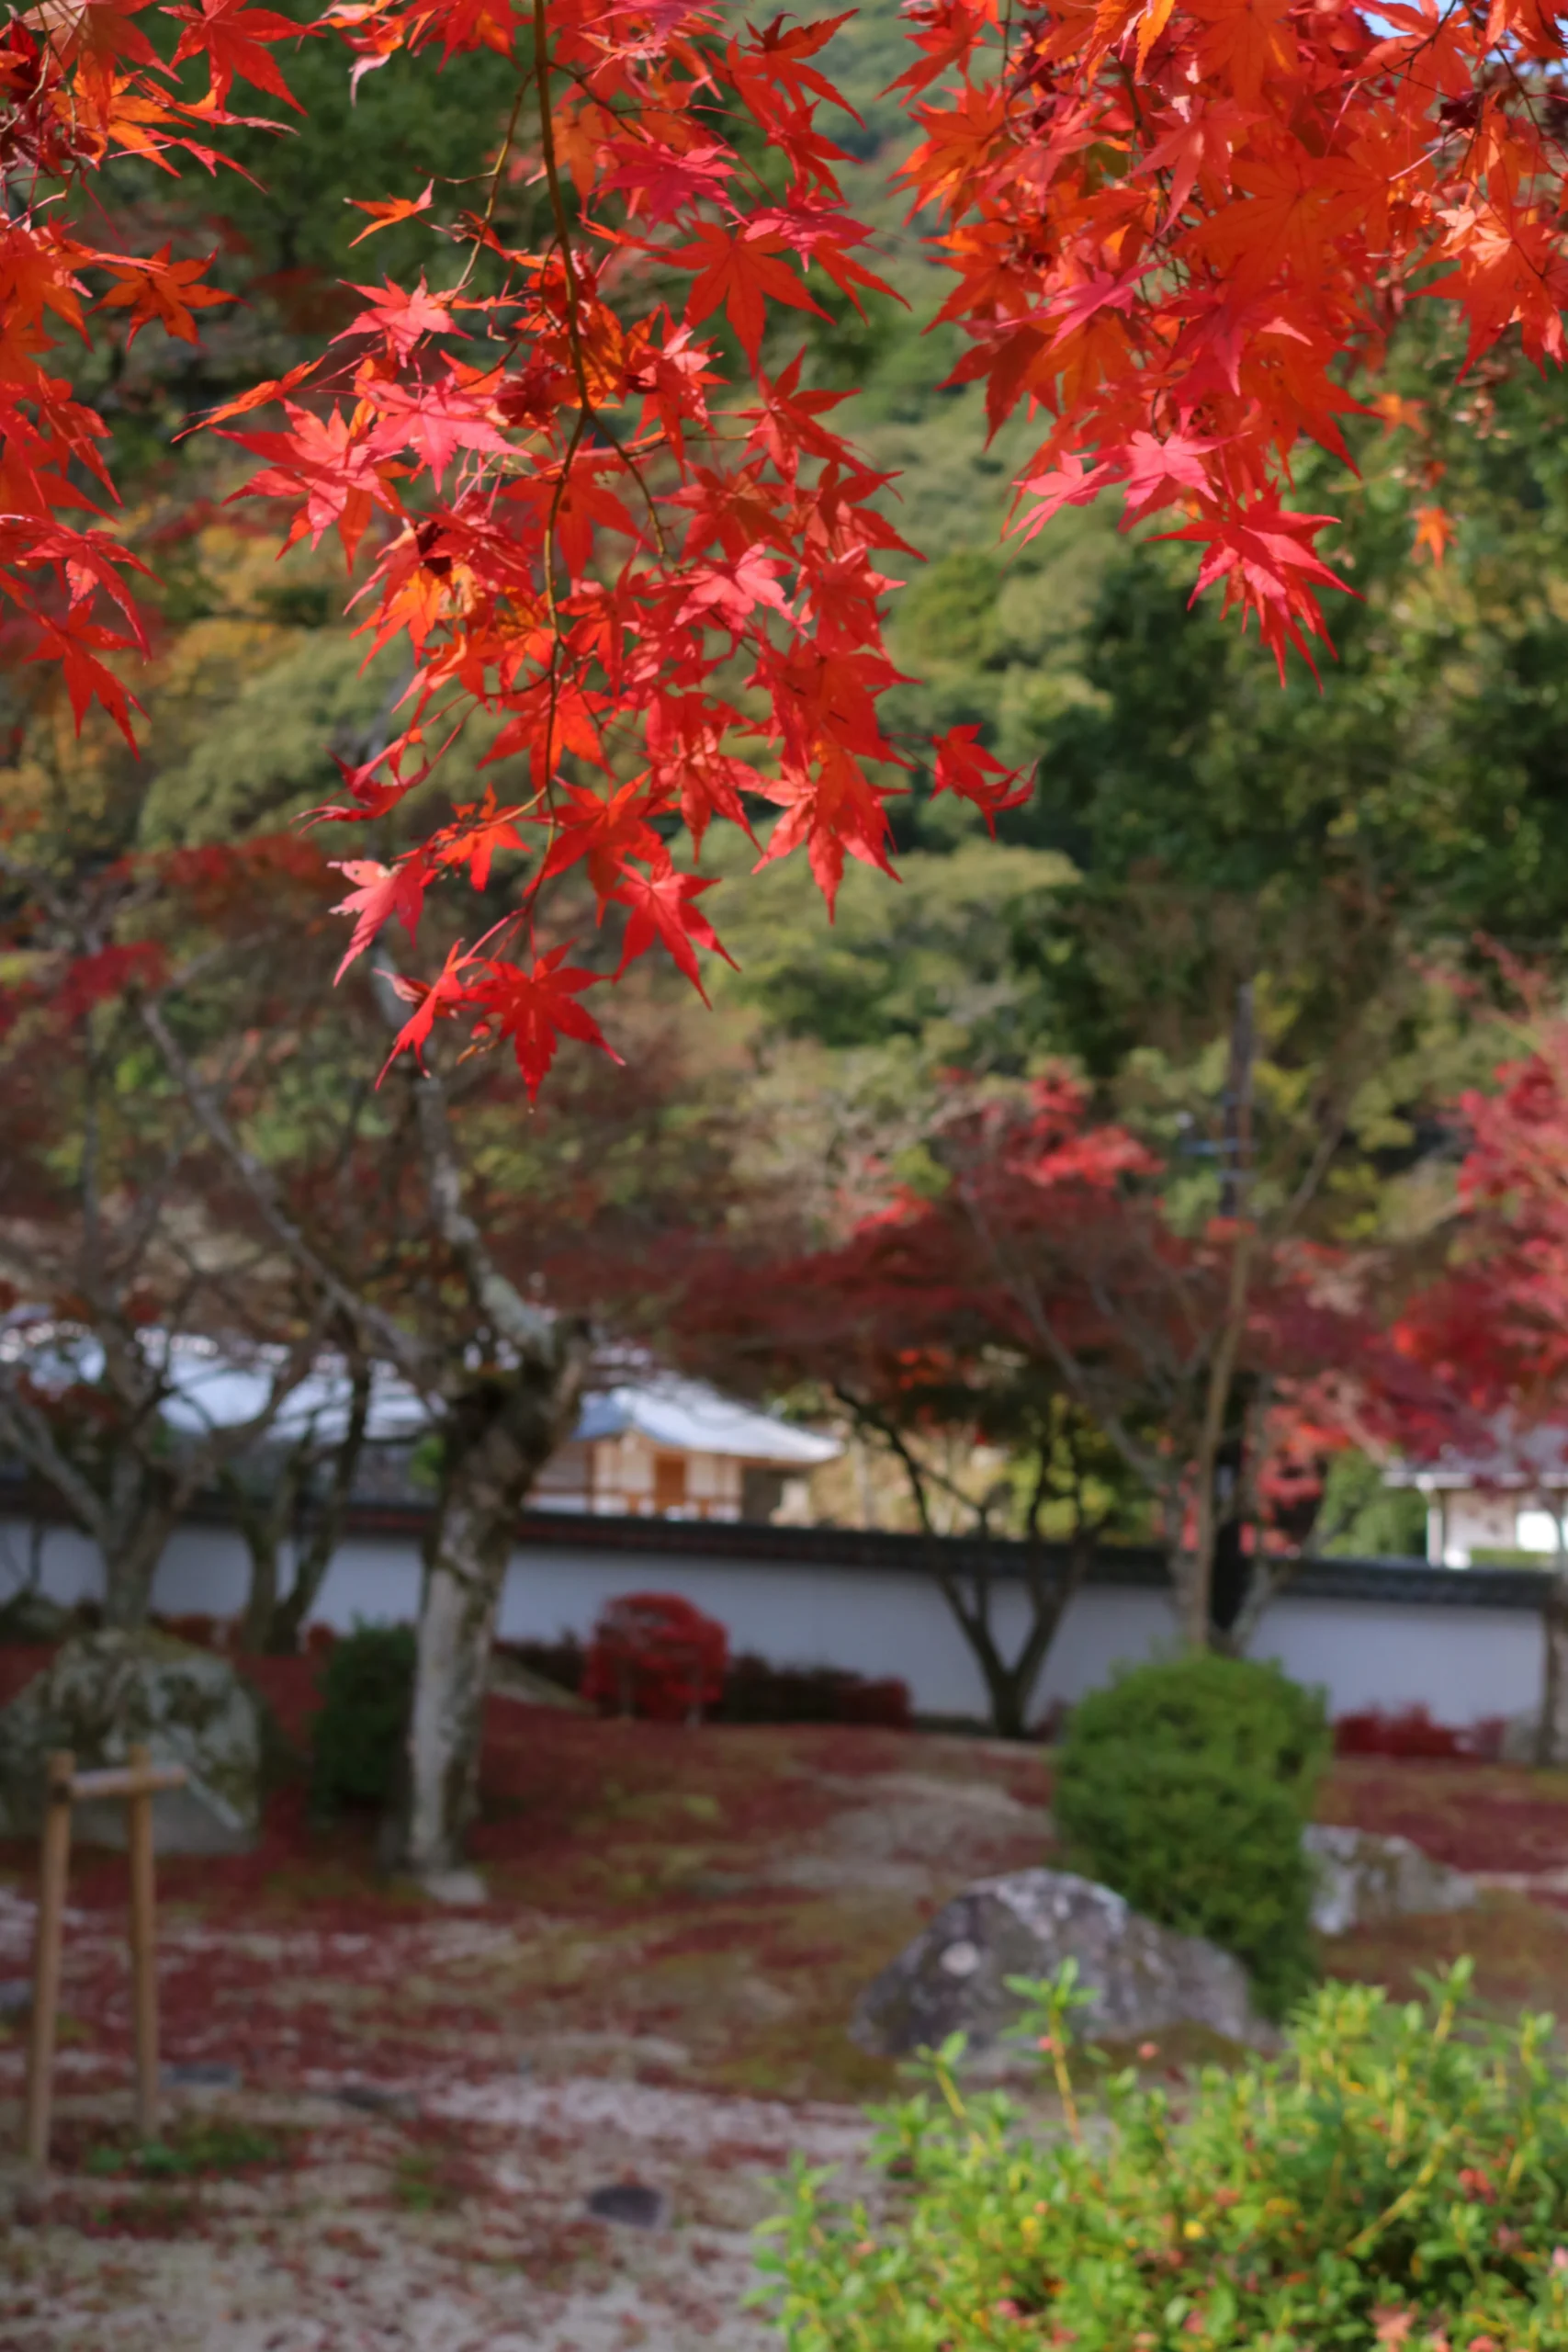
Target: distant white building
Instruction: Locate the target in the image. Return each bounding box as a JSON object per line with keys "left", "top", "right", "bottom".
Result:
{"left": 1386, "top": 1421, "right": 1568, "bottom": 1567}
{"left": 532, "top": 1379, "right": 839, "bottom": 1522}
{"left": 0, "top": 1327, "right": 839, "bottom": 1529}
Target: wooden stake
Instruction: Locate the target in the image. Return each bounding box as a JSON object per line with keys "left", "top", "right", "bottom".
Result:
{"left": 126, "top": 1743, "right": 159, "bottom": 2144}
{"left": 23, "top": 1750, "right": 74, "bottom": 2175}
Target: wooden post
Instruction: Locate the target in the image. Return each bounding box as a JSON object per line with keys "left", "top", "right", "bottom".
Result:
{"left": 126, "top": 1743, "right": 159, "bottom": 2143}
{"left": 23, "top": 1750, "right": 74, "bottom": 2175}
{"left": 19, "top": 1750, "right": 187, "bottom": 2169}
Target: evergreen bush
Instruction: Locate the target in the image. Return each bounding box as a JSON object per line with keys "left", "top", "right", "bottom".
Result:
{"left": 1053, "top": 1653, "right": 1329, "bottom": 2017}
{"left": 310, "top": 1622, "right": 414, "bottom": 1816}
{"left": 761, "top": 1964, "right": 1568, "bottom": 2352}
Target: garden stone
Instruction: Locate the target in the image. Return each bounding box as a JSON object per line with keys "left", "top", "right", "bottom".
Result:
{"left": 1303, "top": 1825, "right": 1476, "bottom": 1937}
{"left": 335, "top": 2082, "right": 414, "bottom": 2114}
{"left": 0, "top": 1629, "right": 263, "bottom": 1853}
{"left": 587, "top": 2183, "right": 666, "bottom": 2230}
{"left": 852, "top": 1867, "right": 1269, "bottom": 2061}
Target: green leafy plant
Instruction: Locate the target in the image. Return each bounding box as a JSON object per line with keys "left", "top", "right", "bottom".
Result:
{"left": 1053, "top": 1653, "right": 1328, "bottom": 2016}
{"left": 760, "top": 1962, "right": 1568, "bottom": 2352}
{"left": 84, "top": 2118, "right": 288, "bottom": 2177}
{"left": 310, "top": 1622, "right": 415, "bottom": 1818}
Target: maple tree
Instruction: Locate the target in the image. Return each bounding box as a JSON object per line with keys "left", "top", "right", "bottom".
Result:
{"left": 682, "top": 1133, "right": 1134, "bottom": 1732}
{"left": 11, "top": 0, "right": 1563, "bottom": 1081}
{"left": 0, "top": 842, "right": 343, "bottom": 1627}
{"left": 696, "top": 1069, "right": 1461, "bottom": 1665}
{"left": 0, "top": 808, "right": 764, "bottom": 1862}
{"left": 1387, "top": 996, "right": 1568, "bottom": 1762}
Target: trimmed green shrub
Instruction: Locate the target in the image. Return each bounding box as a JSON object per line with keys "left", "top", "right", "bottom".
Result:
{"left": 310, "top": 1622, "right": 414, "bottom": 1816}
{"left": 1054, "top": 1654, "right": 1329, "bottom": 2017}
{"left": 760, "top": 1964, "right": 1568, "bottom": 2352}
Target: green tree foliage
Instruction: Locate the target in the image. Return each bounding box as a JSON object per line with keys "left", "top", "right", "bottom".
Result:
{"left": 310, "top": 1623, "right": 414, "bottom": 1816}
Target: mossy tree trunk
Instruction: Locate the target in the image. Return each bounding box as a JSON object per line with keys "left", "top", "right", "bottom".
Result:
{"left": 401, "top": 1351, "right": 588, "bottom": 1877}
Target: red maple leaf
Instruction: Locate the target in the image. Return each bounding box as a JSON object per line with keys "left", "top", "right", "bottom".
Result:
{"left": 667, "top": 221, "right": 828, "bottom": 364}
{"left": 430, "top": 797, "right": 525, "bottom": 890}
{"left": 469, "top": 947, "right": 622, "bottom": 1102}
{"left": 331, "top": 857, "right": 432, "bottom": 980}
{"left": 169, "top": 0, "right": 303, "bottom": 110}
{"left": 612, "top": 867, "right": 738, "bottom": 1001}
{"left": 532, "top": 780, "right": 669, "bottom": 903}
{"left": 930, "top": 726, "right": 1034, "bottom": 836}
{"left": 378, "top": 941, "right": 476, "bottom": 1077}
{"left": 342, "top": 277, "right": 459, "bottom": 361}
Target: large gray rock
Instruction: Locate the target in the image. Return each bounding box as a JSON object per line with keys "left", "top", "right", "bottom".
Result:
{"left": 0, "top": 1630, "right": 263, "bottom": 1853}
{"left": 1303, "top": 1824, "right": 1476, "bottom": 1937}
{"left": 852, "top": 1867, "right": 1268, "bottom": 2060}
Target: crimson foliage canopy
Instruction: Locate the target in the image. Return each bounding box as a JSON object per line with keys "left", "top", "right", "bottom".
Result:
{"left": 7, "top": 0, "right": 1564, "bottom": 1079}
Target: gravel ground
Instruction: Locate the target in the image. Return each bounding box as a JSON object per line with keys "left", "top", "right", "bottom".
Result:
{"left": 1, "top": 2069, "right": 874, "bottom": 2351}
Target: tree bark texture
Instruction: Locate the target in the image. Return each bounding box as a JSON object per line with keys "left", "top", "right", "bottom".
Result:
{"left": 237, "top": 1362, "right": 373, "bottom": 1655}
{"left": 933, "top": 1530, "right": 1095, "bottom": 1740}
{"left": 1537, "top": 1565, "right": 1568, "bottom": 1767}
{"left": 99, "top": 1490, "right": 184, "bottom": 1631}
{"left": 400, "top": 1346, "right": 588, "bottom": 1878}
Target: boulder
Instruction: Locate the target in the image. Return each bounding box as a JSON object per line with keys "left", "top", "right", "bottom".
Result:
{"left": 488, "top": 1652, "right": 590, "bottom": 1713}
{"left": 852, "top": 1867, "right": 1268, "bottom": 2060}
{"left": 0, "top": 1630, "right": 263, "bottom": 1854}
{"left": 1303, "top": 1824, "right": 1476, "bottom": 1937}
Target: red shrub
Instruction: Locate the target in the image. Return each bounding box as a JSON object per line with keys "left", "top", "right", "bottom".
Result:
{"left": 581, "top": 1592, "right": 728, "bottom": 1723}
{"left": 1335, "top": 1704, "right": 1506, "bottom": 1761}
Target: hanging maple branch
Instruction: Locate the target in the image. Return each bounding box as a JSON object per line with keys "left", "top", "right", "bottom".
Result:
{"left": 900, "top": 0, "right": 1568, "bottom": 676}
{"left": 11, "top": 0, "right": 1568, "bottom": 1093}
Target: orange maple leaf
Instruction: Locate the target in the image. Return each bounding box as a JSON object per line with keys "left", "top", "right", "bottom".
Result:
{"left": 96, "top": 245, "right": 233, "bottom": 345}
{"left": 1413, "top": 504, "right": 1455, "bottom": 565}
{"left": 349, "top": 182, "right": 434, "bottom": 245}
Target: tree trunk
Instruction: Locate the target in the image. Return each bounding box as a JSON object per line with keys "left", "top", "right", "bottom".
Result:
{"left": 257, "top": 1362, "right": 373, "bottom": 1655}
{"left": 1176, "top": 1227, "right": 1257, "bottom": 1650}
{"left": 92, "top": 1442, "right": 188, "bottom": 1629}
{"left": 100, "top": 1495, "right": 182, "bottom": 1630}
{"left": 400, "top": 1349, "right": 587, "bottom": 1880}
{"left": 1536, "top": 1564, "right": 1568, "bottom": 1767}
{"left": 239, "top": 1522, "right": 283, "bottom": 1654}
{"left": 231, "top": 1467, "right": 293, "bottom": 1654}
{"left": 265, "top": 1534, "right": 332, "bottom": 1657}
{"left": 935, "top": 1530, "right": 1093, "bottom": 1739}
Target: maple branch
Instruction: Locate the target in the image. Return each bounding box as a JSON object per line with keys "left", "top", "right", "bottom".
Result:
{"left": 366, "top": 955, "right": 558, "bottom": 1364}
{"left": 452, "top": 71, "right": 533, "bottom": 293}
{"left": 0, "top": 1370, "right": 115, "bottom": 1551}
{"left": 956, "top": 1174, "right": 1173, "bottom": 1504}
{"left": 134, "top": 993, "right": 424, "bottom": 1386}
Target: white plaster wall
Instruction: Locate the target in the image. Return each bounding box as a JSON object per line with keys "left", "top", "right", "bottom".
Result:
{"left": 0, "top": 1512, "right": 1545, "bottom": 1725}
{"left": 1250, "top": 1594, "right": 1540, "bottom": 1724}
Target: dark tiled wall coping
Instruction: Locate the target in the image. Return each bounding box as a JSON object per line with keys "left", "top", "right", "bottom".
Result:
{"left": 2, "top": 1467, "right": 1540, "bottom": 1611}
